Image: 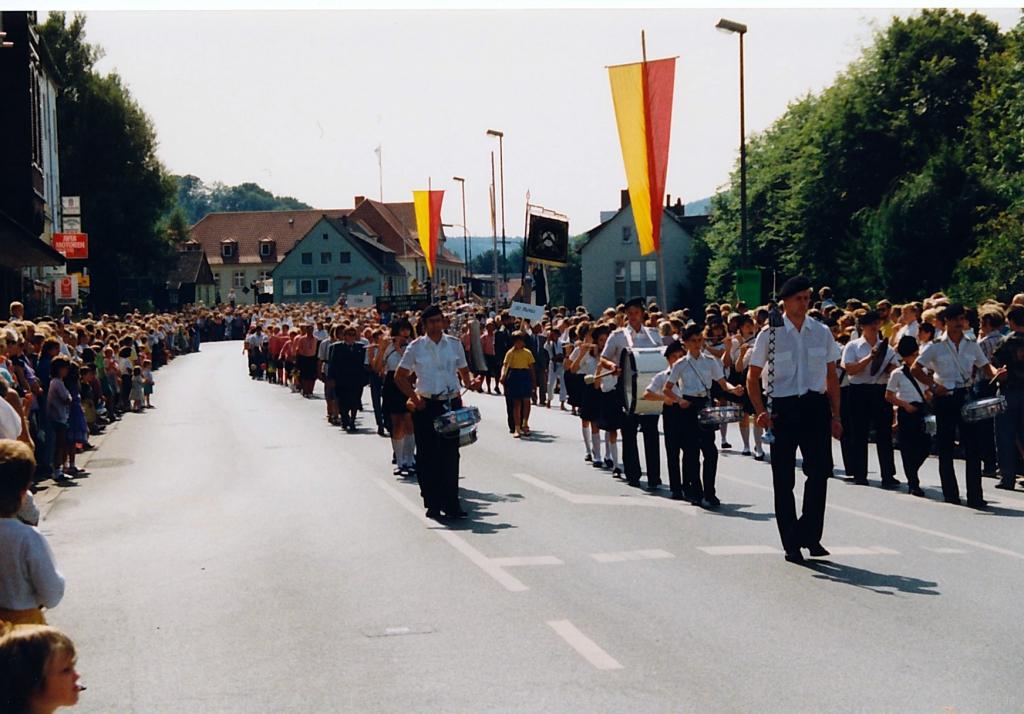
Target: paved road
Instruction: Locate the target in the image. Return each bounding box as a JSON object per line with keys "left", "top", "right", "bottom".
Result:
{"left": 41, "top": 342, "right": 1024, "bottom": 713}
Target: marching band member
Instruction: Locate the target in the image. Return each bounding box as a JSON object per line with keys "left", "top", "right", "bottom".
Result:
{"left": 568, "top": 322, "right": 602, "bottom": 466}
{"left": 645, "top": 340, "right": 686, "bottom": 499}
{"left": 729, "top": 314, "right": 762, "bottom": 458}
{"left": 600, "top": 297, "right": 662, "bottom": 488}
{"left": 885, "top": 336, "right": 930, "bottom": 497}
{"left": 375, "top": 318, "right": 416, "bottom": 477}
{"left": 747, "top": 276, "right": 842, "bottom": 563}
{"left": 664, "top": 324, "right": 745, "bottom": 507}
{"left": 395, "top": 305, "right": 483, "bottom": 521}
{"left": 592, "top": 325, "right": 623, "bottom": 476}
{"left": 841, "top": 310, "right": 899, "bottom": 487}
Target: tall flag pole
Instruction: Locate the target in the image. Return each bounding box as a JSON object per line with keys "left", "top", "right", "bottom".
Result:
{"left": 413, "top": 189, "right": 444, "bottom": 278}
{"left": 608, "top": 31, "right": 676, "bottom": 309}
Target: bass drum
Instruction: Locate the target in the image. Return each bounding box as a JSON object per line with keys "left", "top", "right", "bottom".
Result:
{"left": 619, "top": 346, "right": 668, "bottom": 415}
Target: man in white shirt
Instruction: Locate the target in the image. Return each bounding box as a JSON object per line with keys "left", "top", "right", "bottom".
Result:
{"left": 395, "top": 305, "right": 483, "bottom": 521}
{"left": 601, "top": 297, "right": 663, "bottom": 489}
{"left": 912, "top": 303, "right": 1003, "bottom": 508}
{"left": 748, "top": 276, "right": 842, "bottom": 564}
{"left": 841, "top": 310, "right": 899, "bottom": 487}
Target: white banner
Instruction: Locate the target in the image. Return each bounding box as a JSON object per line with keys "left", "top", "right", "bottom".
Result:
{"left": 346, "top": 294, "right": 375, "bottom": 308}
{"left": 509, "top": 301, "right": 545, "bottom": 323}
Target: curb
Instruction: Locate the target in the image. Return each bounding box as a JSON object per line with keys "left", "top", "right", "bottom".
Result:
{"left": 35, "top": 417, "right": 120, "bottom": 523}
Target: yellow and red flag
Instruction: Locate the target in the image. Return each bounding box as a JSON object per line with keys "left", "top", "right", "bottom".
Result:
{"left": 608, "top": 57, "right": 676, "bottom": 256}
{"left": 413, "top": 190, "right": 444, "bottom": 277}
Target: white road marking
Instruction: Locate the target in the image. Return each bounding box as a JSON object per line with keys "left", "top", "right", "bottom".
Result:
{"left": 590, "top": 549, "right": 675, "bottom": 563}
{"left": 824, "top": 546, "right": 899, "bottom": 556}
{"left": 375, "top": 479, "right": 528, "bottom": 592}
{"left": 698, "top": 545, "right": 783, "bottom": 555}
{"left": 490, "top": 556, "right": 564, "bottom": 567}
{"left": 719, "top": 473, "right": 1024, "bottom": 561}
{"left": 511, "top": 473, "right": 695, "bottom": 515}
{"left": 547, "top": 620, "right": 624, "bottom": 670}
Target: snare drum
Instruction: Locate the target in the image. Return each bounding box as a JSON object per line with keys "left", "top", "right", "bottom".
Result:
{"left": 458, "top": 425, "right": 479, "bottom": 448}
{"left": 619, "top": 346, "right": 668, "bottom": 415}
{"left": 698, "top": 405, "right": 745, "bottom": 427}
{"left": 924, "top": 414, "right": 937, "bottom": 436}
{"left": 434, "top": 406, "right": 482, "bottom": 435}
{"left": 961, "top": 396, "right": 1006, "bottom": 423}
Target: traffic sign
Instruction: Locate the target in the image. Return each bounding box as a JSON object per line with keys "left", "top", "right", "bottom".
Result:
{"left": 55, "top": 275, "right": 78, "bottom": 305}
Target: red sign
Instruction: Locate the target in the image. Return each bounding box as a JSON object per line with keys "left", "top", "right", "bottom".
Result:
{"left": 53, "top": 233, "right": 88, "bottom": 259}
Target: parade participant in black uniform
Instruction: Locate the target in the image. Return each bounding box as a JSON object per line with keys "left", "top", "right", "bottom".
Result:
{"left": 885, "top": 336, "right": 930, "bottom": 497}
{"left": 841, "top": 310, "right": 899, "bottom": 487}
{"left": 375, "top": 318, "right": 416, "bottom": 477}
{"left": 600, "top": 297, "right": 663, "bottom": 489}
{"left": 326, "top": 325, "right": 368, "bottom": 432}
{"left": 395, "top": 305, "right": 483, "bottom": 521}
{"left": 911, "top": 303, "right": 1003, "bottom": 508}
{"left": 645, "top": 340, "right": 686, "bottom": 499}
{"left": 748, "top": 275, "right": 842, "bottom": 563}
{"left": 992, "top": 305, "right": 1024, "bottom": 491}
{"left": 494, "top": 312, "right": 516, "bottom": 433}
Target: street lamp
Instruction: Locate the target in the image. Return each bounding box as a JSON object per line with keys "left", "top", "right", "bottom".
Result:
{"left": 486, "top": 129, "right": 506, "bottom": 283}
{"left": 716, "top": 18, "right": 748, "bottom": 270}
{"left": 452, "top": 176, "right": 470, "bottom": 279}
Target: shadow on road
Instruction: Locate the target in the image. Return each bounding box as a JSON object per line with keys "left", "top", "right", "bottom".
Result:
{"left": 448, "top": 488, "right": 522, "bottom": 535}
{"left": 703, "top": 503, "right": 775, "bottom": 522}
{"left": 518, "top": 431, "right": 557, "bottom": 443}
{"left": 803, "top": 560, "right": 940, "bottom": 596}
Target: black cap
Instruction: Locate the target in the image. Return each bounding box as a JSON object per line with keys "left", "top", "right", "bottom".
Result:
{"left": 778, "top": 275, "right": 813, "bottom": 299}
{"left": 624, "top": 297, "right": 646, "bottom": 311}
{"left": 897, "top": 335, "right": 919, "bottom": 358}
{"left": 941, "top": 303, "right": 965, "bottom": 320}
{"left": 421, "top": 305, "right": 443, "bottom": 321}
{"left": 857, "top": 310, "right": 881, "bottom": 327}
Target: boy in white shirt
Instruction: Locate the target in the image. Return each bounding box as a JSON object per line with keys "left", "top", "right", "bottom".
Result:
{"left": 885, "top": 336, "right": 931, "bottom": 497}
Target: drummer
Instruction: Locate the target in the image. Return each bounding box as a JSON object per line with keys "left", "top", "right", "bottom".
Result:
{"left": 910, "top": 303, "right": 1004, "bottom": 508}
{"left": 395, "top": 305, "right": 483, "bottom": 520}
{"left": 664, "top": 324, "right": 745, "bottom": 507}
{"left": 600, "top": 297, "right": 663, "bottom": 489}
{"left": 644, "top": 340, "right": 686, "bottom": 500}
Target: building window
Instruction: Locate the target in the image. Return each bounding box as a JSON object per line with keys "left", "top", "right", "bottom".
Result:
{"left": 323, "top": 233, "right": 329, "bottom": 240}
{"left": 320, "top": 252, "right": 332, "bottom": 264}
{"left": 301, "top": 252, "right": 312, "bottom": 265}
{"left": 622, "top": 226, "right": 631, "bottom": 243}
{"left": 258, "top": 270, "right": 271, "bottom": 281}
{"left": 630, "top": 261, "right": 642, "bottom": 299}
{"left": 614, "top": 261, "right": 626, "bottom": 303}
{"left": 300, "top": 279, "right": 313, "bottom": 295}
{"left": 316, "top": 279, "right": 330, "bottom": 294}
{"left": 259, "top": 242, "right": 272, "bottom": 257}
{"left": 339, "top": 252, "right": 351, "bottom": 264}
{"left": 233, "top": 271, "right": 246, "bottom": 288}
{"left": 221, "top": 243, "right": 234, "bottom": 258}
{"left": 283, "top": 279, "right": 297, "bottom": 296}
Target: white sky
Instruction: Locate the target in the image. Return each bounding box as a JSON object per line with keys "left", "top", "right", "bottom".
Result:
{"left": 42, "top": 4, "right": 1024, "bottom": 235}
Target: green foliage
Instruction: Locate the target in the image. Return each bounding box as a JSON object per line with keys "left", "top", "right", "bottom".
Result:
{"left": 546, "top": 236, "right": 584, "bottom": 308}
{"left": 170, "top": 175, "right": 312, "bottom": 225}
{"left": 41, "top": 12, "right": 176, "bottom": 312}
{"left": 704, "top": 9, "right": 1017, "bottom": 304}
{"left": 470, "top": 246, "right": 524, "bottom": 277}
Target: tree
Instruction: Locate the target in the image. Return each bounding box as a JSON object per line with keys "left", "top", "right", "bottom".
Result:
{"left": 170, "top": 175, "right": 312, "bottom": 225}
{"left": 41, "top": 12, "right": 176, "bottom": 312}
{"left": 546, "top": 236, "right": 585, "bottom": 308}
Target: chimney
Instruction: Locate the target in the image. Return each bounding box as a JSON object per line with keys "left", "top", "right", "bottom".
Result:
{"left": 341, "top": 215, "right": 348, "bottom": 227}
{"left": 666, "top": 193, "right": 671, "bottom": 207}
{"left": 674, "top": 198, "right": 685, "bottom": 217}
{"left": 354, "top": 195, "right": 366, "bottom": 207}
{"left": 620, "top": 189, "right": 630, "bottom": 209}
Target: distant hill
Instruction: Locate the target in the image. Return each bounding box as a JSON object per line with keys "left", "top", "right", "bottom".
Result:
{"left": 685, "top": 196, "right": 713, "bottom": 216}
{"left": 171, "top": 174, "right": 313, "bottom": 225}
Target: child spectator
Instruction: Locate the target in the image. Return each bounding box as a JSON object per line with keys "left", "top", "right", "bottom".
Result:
{"left": 62, "top": 364, "right": 87, "bottom": 476}
{"left": 0, "top": 440, "right": 65, "bottom": 626}
{"left": 45, "top": 358, "right": 72, "bottom": 482}
{"left": 0, "top": 623, "right": 83, "bottom": 713}
{"left": 129, "top": 366, "right": 144, "bottom": 413}
{"left": 501, "top": 331, "right": 536, "bottom": 437}
{"left": 141, "top": 359, "right": 154, "bottom": 409}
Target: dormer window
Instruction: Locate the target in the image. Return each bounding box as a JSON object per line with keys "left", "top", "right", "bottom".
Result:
{"left": 183, "top": 240, "right": 200, "bottom": 252}
{"left": 221, "top": 240, "right": 236, "bottom": 258}
{"left": 259, "top": 238, "right": 275, "bottom": 257}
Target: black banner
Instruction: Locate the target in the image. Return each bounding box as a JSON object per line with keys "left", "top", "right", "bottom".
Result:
{"left": 376, "top": 294, "right": 432, "bottom": 314}
{"left": 526, "top": 214, "right": 570, "bottom": 267}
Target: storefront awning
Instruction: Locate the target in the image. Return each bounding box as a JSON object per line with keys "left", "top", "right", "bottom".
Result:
{"left": 0, "top": 210, "right": 66, "bottom": 270}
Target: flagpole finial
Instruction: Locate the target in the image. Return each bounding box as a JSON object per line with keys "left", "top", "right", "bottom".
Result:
{"left": 642, "top": 30, "right": 647, "bottom": 63}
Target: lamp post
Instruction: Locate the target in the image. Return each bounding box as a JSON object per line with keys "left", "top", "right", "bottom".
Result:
{"left": 452, "top": 176, "right": 470, "bottom": 279}
{"left": 716, "top": 18, "right": 748, "bottom": 270}
{"left": 486, "top": 129, "right": 506, "bottom": 282}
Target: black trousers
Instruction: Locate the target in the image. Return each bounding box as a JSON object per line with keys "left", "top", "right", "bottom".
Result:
{"left": 770, "top": 392, "right": 833, "bottom": 550}
{"left": 839, "top": 385, "right": 853, "bottom": 475}
{"left": 679, "top": 396, "right": 717, "bottom": 499}
{"left": 897, "top": 405, "right": 929, "bottom": 489}
{"left": 623, "top": 412, "right": 661, "bottom": 484}
{"left": 663, "top": 404, "right": 684, "bottom": 494}
{"left": 934, "top": 390, "right": 982, "bottom": 503}
{"left": 847, "top": 384, "right": 896, "bottom": 482}
{"left": 411, "top": 398, "right": 463, "bottom": 512}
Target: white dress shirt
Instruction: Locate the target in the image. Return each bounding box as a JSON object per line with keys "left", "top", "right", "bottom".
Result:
{"left": 602, "top": 324, "right": 661, "bottom": 365}
{"left": 886, "top": 367, "right": 928, "bottom": 404}
{"left": 399, "top": 333, "right": 467, "bottom": 396}
{"left": 917, "top": 335, "right": 988, "bottom": 390}
{"left": 842, "top": 335, "right": 899, "bottom": 386}
{"left": 749, "top": 315, "right": 841, "bottom": 397}
{"left": 647, "top": 367, "right": 682, "bottom": 401}
{"left": 668, "top": 352, "right": 724, "bottom": 397}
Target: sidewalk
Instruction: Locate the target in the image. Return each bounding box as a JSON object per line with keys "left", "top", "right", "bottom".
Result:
{"left": 34, "top": 417, "right": 121, "bottom": 522}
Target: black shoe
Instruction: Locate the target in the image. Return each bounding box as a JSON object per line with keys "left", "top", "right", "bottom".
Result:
{"left": 444, "top": 509, "right": 469, "bottom": 519}
{"left": 671, "top": 491, "right": 685, "bottom": 501}
{"left": 690, "top": 495, "right": 704, "bottom": 506}
{"left": 880, "top": 478, "right": 900, "bottom": 489}
{"left": 944, "top": 497, "right": 962, "bottom": 505}
{"left": 627, "top": 480, "right": 642, "bottom": 488}
{"left": 425, "top": 508, "right": 443, "bottom": 521}
{"left": 784, "top": 549, "right": 805, "bottom": 564}
{"left": 853, "top": 477, "right": 869, "bottom": 485}
{"left": 806, "top": 542, "right": 830, "bottom": 557}
{"left": 966, "top": 499, "right": 989, "bottom": 510}
{"left": 585, "top": 454, "right": 593, "bottom": 463}
{"left": 647, "top": 481, "right": 663, "bottom": 491}
{"left": 378, "top": 426, "right": 387, "bottom": 437}
{"left": 393, "top": 467, "right": 404, "bottom": 476}
{"left": 613, "top": 468, "right": 624, "bottom": 479}
{"left": 995, "top": 482, "right": 1016, "bottom": 491}
{"left": 909, "top": 486, "right": 926, "bottom": 497}
{"left": 704, "top": 495, "right": 721, "bottom": 508}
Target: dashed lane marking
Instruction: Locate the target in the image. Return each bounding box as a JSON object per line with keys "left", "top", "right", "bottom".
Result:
{"left": 510, "top": 473, "right": 696, "bottom": 515}
{"left": 375, "top": 479, "right": 529, "bottom": 592}
{"left": 591, "top": 549, "right": 675, "bottom": 563}
{"left": 547, "top": 620, "right": 624, "bottom": 670}
{"left": 698, "top": 545, "right": 783, "bottom": 555}
{"left": 490, "top": 556, "right": 564, "bottom": 567}
{"left": 925, "top": 547, "right": 967, "bottom": 554}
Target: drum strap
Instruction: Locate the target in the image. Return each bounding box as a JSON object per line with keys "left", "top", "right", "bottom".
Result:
{"left": 944, "top": 339, "right": 972, "bottom": 388}
{"left": 903, "top": 364, "right": 926, "bottom": 403}
{"left": 686, "top": 357, "right": 711, "bottom": 397}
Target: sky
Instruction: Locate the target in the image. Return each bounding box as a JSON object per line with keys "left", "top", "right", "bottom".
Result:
{"left": 49, "top": 5, "right": 1024, "bottom": 236}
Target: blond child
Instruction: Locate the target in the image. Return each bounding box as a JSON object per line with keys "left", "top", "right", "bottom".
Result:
{"left": 141, "top": 359, "right": 154, "bottom": 409}
{"left": 0, "top": 624, "right": 83, "bottom": 713}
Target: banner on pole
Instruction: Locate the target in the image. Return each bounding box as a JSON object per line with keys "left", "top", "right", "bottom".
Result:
{"left": 413, "top": 190, "right": 444, "bottom": 277}
{"left": 525, "top": 210, "right": 570, "bottom": 267}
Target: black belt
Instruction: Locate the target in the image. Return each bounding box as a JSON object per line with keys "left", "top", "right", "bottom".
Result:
{"left": 683, "top": 394, "right": 709, "bottom": 401}
{"left": 773, "top": 392, "right": 826, "bottom": 402}
{"left": 422, "top": 392, "right": 460, "bottom": 401}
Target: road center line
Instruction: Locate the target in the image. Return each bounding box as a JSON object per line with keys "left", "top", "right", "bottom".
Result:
{"left": 718, "top": 473, "right": 1024, "bottom": 561}
{"left": 547, "top": 620, "right": 624, "bottom": 670}
{"left": 374, "top": 479, "right": 528, "bottom": 592}
{"left": 490, "top": 556, "right": 564, "bottom": 566}
{"left": 511, "top": 473, "right": 695, "bottom": 515}
{"left": 698, "top": 545, "right": 782, "bottom": 555}
{"left": 591, "top": 549, "right": 675, "bottom": 562}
